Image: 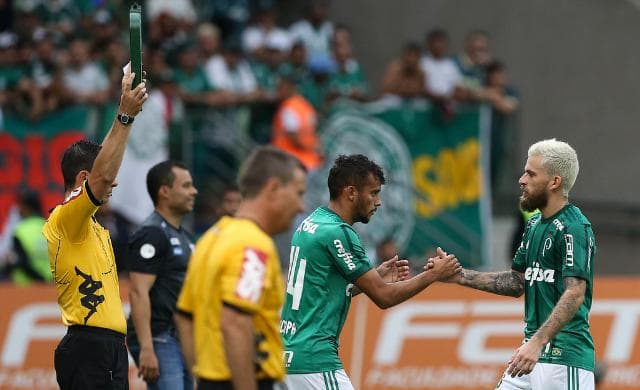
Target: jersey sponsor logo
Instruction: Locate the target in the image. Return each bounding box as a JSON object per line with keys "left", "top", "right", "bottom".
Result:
{"left": 333, "top": 239, "right": 356, "bottom": 270}
{"left": 542, "top": 237, "right": 553, "bottom": 257}
{"left": 63, "top": 186, "right": 83, "bottom": 204}
{"left": 74, "top": 266, "right": 105, "bottom": 324}
{"left": 524, "top": 262, "right": 555, "bottom": 285}
{"left": 280, "top": 320, "right": 297, "bottom": 336}
{"left": 140, "top": 243, "right": 156, "bottom": 259}
{"left": 236, "top": 248, "right": 267, "bottom": 303}
{"left": 346, "top": 283, "right": 354, "bottom": 297}
{"left": 172, "top": 247, "right": 183, "bottom": 255}
{"left": 565, "top": 234, "right": 574, "bottom": 266}
{"left": 297, "top": 216, "right": 319, "bottom": 234}
{"left": 553, "top": 218, "right": 565, "bottom": 231}
{"left": 283, "top": 350, "right": 294, "bottom": 368}
{"left": 170, "top": 237, "right": 180, "bottom": 246}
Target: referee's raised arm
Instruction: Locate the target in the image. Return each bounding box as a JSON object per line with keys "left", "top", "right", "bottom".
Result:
{"left": 88, "top": 70, "right": 148, "bottom": 202}
{"left": 44, "top": 66, "right": 148, "bottom": 390}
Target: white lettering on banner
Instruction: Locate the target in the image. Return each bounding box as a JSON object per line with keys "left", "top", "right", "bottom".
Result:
{"left": 0, "top": 368, "right": 58, "bottom": 388}
{"left": 366, "top": 366, "right": 499, "bottom": 388}
{"left": 1, "top": 304, "right": 64, "bottom": 367}
{"left": 374, "top": 302, "right": 464, "bottom": 365}
{"left": 458, "top": 321, "right": 524, "bottom": 363}
{"left": 592, "top": 300, "right": 640, "bottom": 363}
{"left": 606, "top": 364, "right": 640, "bottom": 386}
{"left": 373, "top": 300, "right": 640, "bottom": 366}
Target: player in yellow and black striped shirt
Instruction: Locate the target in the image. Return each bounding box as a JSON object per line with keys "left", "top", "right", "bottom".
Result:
{"left": 43, "top": 69, "right": 147, "bottom": 390}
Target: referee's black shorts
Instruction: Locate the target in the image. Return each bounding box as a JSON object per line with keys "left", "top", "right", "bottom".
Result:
{"left": 54, "top": 325, "right": 129, "bottom": 390}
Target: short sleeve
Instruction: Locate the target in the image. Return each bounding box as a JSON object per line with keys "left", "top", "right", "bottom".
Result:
{"left": 326, "top": 226, "right": 372, "bottom": 282}
{"left": 127, "top": 226, "right": 170, "bottom": 274}
{"left": 560, "top": 223, "right": 593, "bottom": 281}
{"left": 220, "top": 244, "right": 272, "bottom": 314}
{"left": 512, "top": 217, "right": 536, "bottom": 273}
{"left": 49, "top": 180, "right": 101, "bottom": 243}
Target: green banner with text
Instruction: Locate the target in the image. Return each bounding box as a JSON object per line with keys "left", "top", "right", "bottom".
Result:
{"left": 307, "top": 101, "right": 489, "bottom": 268}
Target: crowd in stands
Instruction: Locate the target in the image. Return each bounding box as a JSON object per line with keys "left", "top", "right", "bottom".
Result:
{"left": 0, "top": 0, "right": 520, "bottom": 283}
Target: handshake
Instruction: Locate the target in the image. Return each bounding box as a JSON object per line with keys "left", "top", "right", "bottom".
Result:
{"left": 423, "top": 247, "right": 463, "bottom": 282}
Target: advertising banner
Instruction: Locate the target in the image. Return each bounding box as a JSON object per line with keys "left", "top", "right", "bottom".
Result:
{"left": 0, "top": 278, "right": 636, "bottom": 389}
{"left": 339, "top": 278, "right": 640, "bottom": 390}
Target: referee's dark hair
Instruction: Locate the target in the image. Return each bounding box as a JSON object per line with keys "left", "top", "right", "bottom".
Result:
{"left": 147, "top": 160, "right": 189, "bottom": 206}
{"left": 328, "top": 154, "right": 385, "bottom": 200}
{"left": 238, "top": 146, "right": 306, "bottom": 199}
{"left": 61, "top": 140, "right": 101, "bottom": 192}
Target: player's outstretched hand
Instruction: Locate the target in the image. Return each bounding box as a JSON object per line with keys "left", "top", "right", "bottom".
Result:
{"left": 506, "top": 338, "right": 543, "bottom": 377}
{"left": 425, "top": 247, "right": 462, "bottom": 281}
{"left": 119, "top": 71, "right": 148, "bottom": 117}
{"left": 377, "top": 255, "right": 411, "bottom": 283}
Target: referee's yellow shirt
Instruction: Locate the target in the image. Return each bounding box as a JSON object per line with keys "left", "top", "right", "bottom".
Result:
{"left": 177, "top": 216, "right": 285, "bottom": 381}
{"left": 43, "top": 181, "right": 126, "bottom": 334}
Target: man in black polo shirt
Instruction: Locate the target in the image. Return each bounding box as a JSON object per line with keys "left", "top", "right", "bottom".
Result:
{"left": 127, "top": 160, "right": 198, "bottom": 390}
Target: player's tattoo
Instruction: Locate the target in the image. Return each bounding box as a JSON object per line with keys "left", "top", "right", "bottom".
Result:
{"left": 460, "top": 269, "right": 525, "bottom": 297}
{"left": 532, "top": 277, "right": 586, "bottom": 343}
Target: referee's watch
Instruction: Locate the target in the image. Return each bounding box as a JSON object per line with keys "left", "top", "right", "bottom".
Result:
{"left": 117, "top": 113, "right": 135, "bottom": 126}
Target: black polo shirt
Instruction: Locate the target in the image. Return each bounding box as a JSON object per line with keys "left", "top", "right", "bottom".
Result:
{"left": 126, "top": 212, "right": 194, "bottom": 338}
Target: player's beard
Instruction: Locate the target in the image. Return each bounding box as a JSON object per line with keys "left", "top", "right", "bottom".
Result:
{"left": 519, "top": 187, "right": 548, "bottom": 212}
{"left": 353, "top": 197, "right": 373, "bottom": 224}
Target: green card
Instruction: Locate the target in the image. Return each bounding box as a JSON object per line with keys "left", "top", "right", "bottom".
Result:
{"left": 129, "top": 2, "right": 142, "bottom": 88}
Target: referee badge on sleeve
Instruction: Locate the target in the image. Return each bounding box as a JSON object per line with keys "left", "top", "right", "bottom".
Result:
{"left": 140, "top": 243, "right": 156, "bottom": 259}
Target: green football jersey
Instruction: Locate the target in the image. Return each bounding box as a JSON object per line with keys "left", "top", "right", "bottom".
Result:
{"left": 512, "top": 204, "right": 596, "bottom": 371}
{"left": 281, "top": 207, "right": 373, "bottom": 373}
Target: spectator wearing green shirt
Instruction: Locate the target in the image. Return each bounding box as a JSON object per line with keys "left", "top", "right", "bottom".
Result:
{"left": 328, "top": 29, "right": 369, "bottom": 103}
{"left": 300, "top": 54, "right": 335, "bottom": 114}
{"left": 278, "top": 41, "right": 312, "bottom": 87}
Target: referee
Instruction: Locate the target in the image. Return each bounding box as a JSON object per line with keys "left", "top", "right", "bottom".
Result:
{"left": 43, "top": 70, "right": 147, "bottom": 389}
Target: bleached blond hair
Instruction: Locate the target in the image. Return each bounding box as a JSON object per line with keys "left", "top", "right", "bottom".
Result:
{"left": 528, "top": 138, "right": 579, "bottom": 197}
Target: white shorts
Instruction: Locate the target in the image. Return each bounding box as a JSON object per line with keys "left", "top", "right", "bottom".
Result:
{"left": 496, "top": 363, "right": 594, "bottom": 390}
{"left": 284, "top": 369, "right": 354, "bottom": 390}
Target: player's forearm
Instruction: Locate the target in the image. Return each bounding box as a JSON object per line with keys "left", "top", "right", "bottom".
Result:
{"left": 458, "top": 269, "right": 524, "bottom": 297}
{"left": 129, "top": 290, "right": 154, "bottom": 350}
{"left": 222, "top": 321, "right": 257, "bottom": 390}
{"left": 88, "top": 120, "right": 132, "bottom": 199}
{"left": 376, "top": 271, "right": 438, "bottom": 309}
{"left": 531, "top": 277, "right": 585, "bottom": 345}
{"left": 174, "top": 312, "right": 195, "bottom": 371}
